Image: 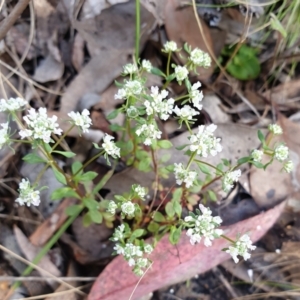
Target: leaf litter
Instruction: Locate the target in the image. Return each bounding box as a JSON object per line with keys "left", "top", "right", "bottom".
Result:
{"left": 1, "top": 0, "right": 300, "bottom": 299}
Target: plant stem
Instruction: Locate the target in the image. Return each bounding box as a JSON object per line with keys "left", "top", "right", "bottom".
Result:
{"left": 221, "top": 234, "right": 235, "bottom": 244}
{"left": 51, "top": 124, "right": 75, "bottom": 151}
{"left": 166, "top": 53, "right": 171, "bottom": 77}
{"left": 194, "top": 159, "right": 224, "bottom": 174}
{"left": 175, "top": 94, "right": 189, "bottom": 102}
{"left": 135, "top": 0, "right": 140, "bottom": 62}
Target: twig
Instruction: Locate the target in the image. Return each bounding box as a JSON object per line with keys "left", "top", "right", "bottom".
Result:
{"left": 0, "top": 0, "right": 31, "bottom": 41}
{"left": 0, "top": 276, "right": 96, "bottom": 282}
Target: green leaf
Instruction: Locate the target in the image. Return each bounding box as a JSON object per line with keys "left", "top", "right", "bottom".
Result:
{"left": 166, "top": 74, "right": 176, "bottom": 81}
{"left": 137, "top": 159, "right": 151, "bottom": 172}
{"left": 207, "top": 190, "right": 217, "bottom": 201}
{"left": 93, "top": 143, "right": 101, "bottom": 149}
{"left": 165, "top": 202, "right": 175, "bottom": 218}
{"left": 83, "top": 197, "right": 99, "bottom": 210}
{"left": 51, "top": 187, "right": 80, "bottom": 200}
{"left": 151, "top": 67, "right": 166, "bottom": 78}
{"left": 65, "top": 205, "right": 82, "bottom": 217}
{"left": 23, "top": 153, "right": 46, "bottom": 164}
{"left": 153, "top": 211, "right": 165, "bottom": 222}
{"left": 52, "top": 168, "right": 67, "bottom": 185}
{"left": 176, "top": 144, "right": 188, "bottom": 151}
{"left": 136, "top": 150, "right": 149, "bottom": 160}
{"left": 173, "top": 201, "right": 182, "bottom": 218}
{"left": 114, "top": 195, "right": 127, "bottom": 202}
{"left": 82, "top": 212, "right": 92, "bottom": 227}
{"left": 147, "top": 221, "right": 160, "bottom": 233}
{"left": 110, "top": 124, "right": 124, "bottom": 132}
{"left": 237, "top": 156, "right": 250, "bottom": 165}
{"left": 131, "top": 229, "right": 145, "bottom": 239}
{"left": 196, "top": 162, "right": 211, "bottom": 175}
{"left": 78, "top": 171, "right": 98, "bottom": 182}
{"left": 172, "top": 188, "right": 182, "bottom": 202}
{"left": 71, "top": 161, "right": 83, "bottom": 175}
{"left": 270, "top": 13, "right": 287, "bottom": 38}
{"left": 107, "top": 109, "right": 119, "bottom": 120}
{"left": 157, "top": 140, "right": 173, "bottom": 149}
{"left": 222, "top": 159, "right": 230, "bottom": 167}
{"left": 257, "top": 130, "right": 265, "bottom": 144}
{"left": 92, "top": 169, "right": 114, "bottom": 195}
{"left": 160, "top": 153, "right": 171, "bottom": 163}
{"left": 89, "top": 210, "right": 103, "bottom": 224}
{"left": 169, "top": 226, "right": 182, "bottom": 245}
{"left": 114, "top": 80, "right": 124, "bottom": 87}
{"left": 52, "top": 150, "right": 76, "bottom": 158}
{"left": 251, "top": 161, "right": 265, "bottom": 169}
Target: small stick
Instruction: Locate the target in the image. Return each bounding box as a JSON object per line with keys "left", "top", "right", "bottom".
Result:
{"left": 0, "top": 0, "right": 31, "bottom": 41}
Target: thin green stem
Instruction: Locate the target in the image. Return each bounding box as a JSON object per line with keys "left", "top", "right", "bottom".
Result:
{"left": 162, "top": 80, "right": 171, "bottom": 90}
{"left": 185, "top": 121, "right": 193, "bottom": 134}
{"left": 51, "top": 124, "right": 75, "bottom": 151}
{"left": 135, "top": 0, "right": 140, "bottom": 62}
{"left": 186, "top": 152, "right": 196, "bottom": 169}
{"left": 221, "top": 234, "right": 235, "bottom": 244}
{"left": 174, "top": 94, "right": 190, "bottom": 102}
{"left": 73, "top": 150, "right": 106, "bottom": 178}
{"left": 194, "top": 159, "right": 224, "bottom": 174}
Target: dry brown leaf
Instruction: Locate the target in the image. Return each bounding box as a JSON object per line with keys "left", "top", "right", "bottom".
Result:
{"left": 164, "top": 0, "right": 216, "bottom": 81}
{"left": 71, "top": 33, "right": 85, "bottom": 72}
{"left": 14, "top": 226, "right": 61, "bottom": 289}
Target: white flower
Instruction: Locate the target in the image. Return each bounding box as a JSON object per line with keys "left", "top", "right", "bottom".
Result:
{"left": 163, "top": 41, "right": 178, "bottom": 52}
{"left": 136, "top": 124, "right": 162, "bottom": 145}
{"left": 184, "top": 204, "right": 223, "bottom": 246}
{"left": 107, "top": 201, "right": 118, "bottom": 215}
{"left": 124, "top": 243, "right": 143, "bottom": 259}
{"left": 190, "top": 48, "right": 211, "bottom": 68}
{"left": 251, "top": 149, "right": 263, "bottom": 162}
{"left": 114, "top": 80, "right": 143, "bottom": 100}
{"left": 173, "top": 105, "right": 199, "bottom": 121}
{"left": 111, "top": 224, "right": 125, "bottom": 242}
{"left": 127, "top": 106, "right": 139, "bottom": 118}
{"left": 68, "top": 109, "right": 92, "bottom": 133}
{"left": 0, "top": 122, "right": 10, "bottom": 149}
{"left": 102, "top": 134, "right": 120, "bottom": 158}
{"left": 123, "top": 63, "right": 138, "bottom": 75}
{"left": 268, "top": 124, "right": 282, "bottom": 135}
{"left": 121, "top": 202, "right": 135, "bottom": 217}
{"left": 174, "top": 66, "right": 189, "bottom": 82}
{"left": 141, "top": 60, "right": 152, "bottom": 72}
{"left": 274, "top": 144, "right": 289, "bottom": 162}
{"left": 113, "top": 243, "right": 125, "bottom": 255}
{"left": 144, "top": 86, "right": 174, "bottom": 120}
{"left": 189, "top": 124, "right": 222, "bottom": 157}
{"left": 133, "top": 185, "right": 146, "bottom": 199}
{"left": 226, "top": 234, "right": 256, "bottom": 263}
{"left": 0, "top": 97, "right": 27, "bottom": 112}
{"left": 222, "top": 169, "right": 241, "bottom": 192}
{"left": 143, "top": 244, "right": 153, "bottom": 254}
{"left": 20, "top": 108, "right": 62, "bottom": 144}
{"left": 15, "top": 178, "right": 40, "bottom": 207}
{"left": 174, "top": 163, "right": 197, "bottom": 188}
{"left": 283, "top": 160, "right": 293, "bottom": 173}
{"left": 190, "top": 82, "right": 203, "bottom": 110}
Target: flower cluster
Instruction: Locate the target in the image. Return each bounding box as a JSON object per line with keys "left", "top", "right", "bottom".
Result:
{"left": 189, "top": 48, "right": 211, "bottom": 68}
{"left": 162, "top": 41, "right": 178, "bottom": 53}
{"left": 0, "top": 97, "right": 27, "bottom": 112}
{"left": 189, "top": 124, "right": 222, "bottom": 157}
{"left": 15, "top": 178, "right": 40, "bottom": 207}
{"left": 133, "top": 184, "right": 146, "bottom": 199}
{"left": 174, "top": 65, "right": 189, "bottom": 83}
{"left": 144, "top": 86, "right": 174, "bottom": 120}
{"left": 190, "top": 82, "right": 203, "bottom": 110}
{"left": 102, "top": 134, "right": 120, "bottom": 158}
{"left": 222, "top": 169, "right": 241, "bottom": 193}
{"left": 251, "top": 149, "right": 263, "bottom": 162}
{"left": 68, "top": 109, "right": 92, "bottom": 133}
{"left": 268, "top": 124, "right": 282, "bottom": 135}
{"left": 19, "top": 108, "right": 62, "bottom": 143}
{"left": 173, "top": 105, "right": 199, "bottom": 122}
{"left": 136, "top": 123, "right": 162, "bottom": 146}
{"left": 114, "top": 80, "right": 143, "bottom": 100}
{"left": 184, "top": 204, "right": 223, "bottom": 246}
{"left": 283, "top": 160, "right": 293, "bottom": 173}
{"left": 274, "top": 144, "right": 289, "bottom": 162}
{"left": 0, "top": 123, "right": 10, "bottom": 149}
{"left": 225, "top": 234, "right": 256, "bottom": 263}
{"left": 112, "top": 224, "right": 153, "bottom": 276}
{"left": 141, "top": 60, "right": 152, "bottom": 72}
{"left": 174, "top": 163, "right": 197, "bottom": 188}
{"left": 123, "top": 63, "right": 138, "bottom": 75}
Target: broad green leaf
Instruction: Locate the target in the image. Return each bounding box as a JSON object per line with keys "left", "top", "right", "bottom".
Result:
{"left": 71, "top": 161, "right": 83, "bottom": 175}
{"left": 237, "top": 156, "right": 250, "bottom": 165}
{"left": 169, "top": 226, "right": 182, "bottom": 245}
{"left": 93, "top": 143, "right": 101, "bottom": 149}
{"left": 157, "top": 140, "right": 173, "bottom": 149}
{"left": 23, "top": 153, "right": 46, "bottom": 164}
{"left": 172, "top": 188, "right": 182, "bottom": 202}
{"left": 51, "top": 187, "right": 80, "bottom": 200}
{"left": 52, "top": 168, "right": 67, "bottom": 185}
{"left": 196, "top": 162, "right": 211, "bottom": 175}
{"left": 165, "top": 202, "right": 175, "bottom": 218}
{"left": 151, "top": 67, "right": 166, "bottom": 78}
{"left": 137, "top": 159, "right": 151, "bottom": 172}
{"left": 251, "top": 161, "right": 265, "bottom": 169}
{"left": 110, "top": 124, "right": 124, "bottom": 132}
{"left": 82, "top": 212, "right": 92, "bottom": 227}
{"left": 131, "top": 229, "right": 145, "bottom": 239}
{"left": 173, "top": 201, "right": 182, "bottom": 218}
{"left": 78, "top": 171, "right": 98, "bottom": 182}
{"left": 176, "top": 144, "right": 188, "bottom": 151}
{"left": 65, "top": 205, "right": 82, "bottom": 217}
{"left": 257, "top": 130, "right": 265, "bottom": 144}
{"left": 89, "top": 210, "right": 103, "bottom": 224}
{"left": 208, "top": 190, "right": 217, "bottom": 201}
{"left": 52, "top": 150, "right": 76, "bottom": 158}
{"left": 107, "top": 109, "right": 119, "bottom": 120}
{"left": 153, "top": 211, "right": 165, "bottom": 222}
{"left": 147, "top": 221, "right": 160, "bottom": 233}
{"left": 83, "top": 197, "right": 99, "bottom": 210}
